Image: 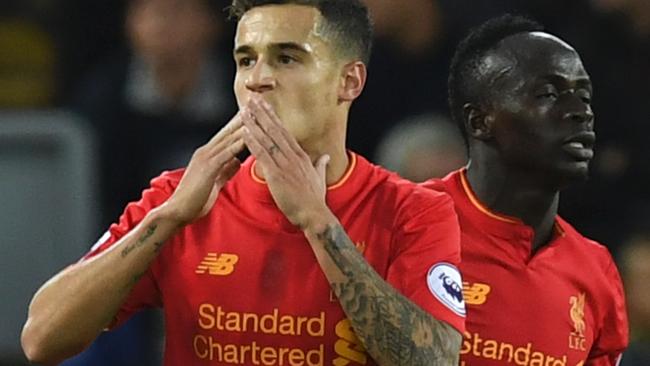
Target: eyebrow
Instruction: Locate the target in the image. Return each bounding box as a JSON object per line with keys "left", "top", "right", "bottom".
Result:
{"left": 539, "top": 74, "right": 592, "bottom": 88}
{"left": 234, "top": 45, "right": 254, "bottom": 55}
{"left": 234, "top": 42, "right": 310, "bottom": 55}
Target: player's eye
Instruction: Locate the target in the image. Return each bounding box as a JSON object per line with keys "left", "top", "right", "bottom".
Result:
{"left": 577, "top": 90, "right": 592, "bottom": 104}
{"left": 536, "top": 85, "right": 558, "bottom": 100}
{"left": 278, "top": 54, "right": 297, "bottom": 65}
{"left": 238, "top": 57, "right": 256, "bottom": 68}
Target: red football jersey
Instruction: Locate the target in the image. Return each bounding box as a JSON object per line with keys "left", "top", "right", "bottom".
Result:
{"left": 423, "top": 169, "right": 629, "bottom": 366}
{"left": 84, "top": 153, "right": 465, "bottom": 366}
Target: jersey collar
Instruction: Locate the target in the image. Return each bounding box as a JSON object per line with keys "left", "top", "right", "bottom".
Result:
{"left": 249, "top": 151, "right": 357, "bottom": 191}
{"left": 451, "top": 168, "right": 565, "bottom": 241}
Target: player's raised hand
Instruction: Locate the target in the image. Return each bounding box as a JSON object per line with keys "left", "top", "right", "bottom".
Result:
{"left": 242, "top": 95, "right": 332, "bottom": 229}
{"left": 162, "top": 113, "right": 246, "bottom": 225}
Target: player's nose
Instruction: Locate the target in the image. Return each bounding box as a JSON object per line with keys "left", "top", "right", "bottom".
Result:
{"left": 245, "top": 62, "right": 277, "bottom": 93}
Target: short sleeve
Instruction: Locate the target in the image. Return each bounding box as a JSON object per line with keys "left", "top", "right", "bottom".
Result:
{"left": 386, "top": 187, "right": 465, "bottom": 333}
{"left": 586, "top": 256, "right": 629, "bottom": 366}
{"left": 81, "top": 171, "right": 181, "bottom": 328}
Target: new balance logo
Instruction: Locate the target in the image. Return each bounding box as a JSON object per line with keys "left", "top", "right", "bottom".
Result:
{"left": 195, "top": 253, "right": 239, "bottom": 276}
{"left": 333, "top": 319, "right": 368, "bottom": 365}
{"left": 462, "top": 282, "right": 491, "bottom": 305}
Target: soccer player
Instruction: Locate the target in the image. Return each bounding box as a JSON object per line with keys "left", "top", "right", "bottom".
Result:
{"left": 422, "top": 15, "right": 629, "bottom": 366}
{"left": 21, "top": 1, "right": 466, "bottom": 365}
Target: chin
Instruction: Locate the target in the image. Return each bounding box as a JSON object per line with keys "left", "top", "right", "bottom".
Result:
{"left": 553, "top": 161, "right": 591, "bottom": 189}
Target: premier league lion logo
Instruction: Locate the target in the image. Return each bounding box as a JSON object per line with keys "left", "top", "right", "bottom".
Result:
{"left": 440, "top": 272, "right": 463, "bottom": 303}
{"left": 427, "top": 263, "right": 466, "bottom": 316}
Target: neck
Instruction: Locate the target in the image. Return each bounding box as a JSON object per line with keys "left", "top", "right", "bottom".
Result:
{"left": 465, "top": 151, "right": 560, "bottom": 249}
{"left": 254, "top": 120, "right": 350, "bottom": 186}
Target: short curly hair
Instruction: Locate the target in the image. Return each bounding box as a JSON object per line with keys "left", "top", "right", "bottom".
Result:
{"left": 228, "top": 0, "right": 373, "bottom": 64}
{"left": 448, "top": 14, "right": 544, "bottom": 147}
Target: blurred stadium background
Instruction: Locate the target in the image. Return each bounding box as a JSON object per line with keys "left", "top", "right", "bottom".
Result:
{"left": 1, "top": 0, "right": 648, "bottom": 365}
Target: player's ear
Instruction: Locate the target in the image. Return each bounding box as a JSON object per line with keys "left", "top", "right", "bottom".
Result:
{"left": 464, "top": 103, "right": 494, "bottom": 141}
{"left": 338, "top": 61, "right": 367, "bottom": 103}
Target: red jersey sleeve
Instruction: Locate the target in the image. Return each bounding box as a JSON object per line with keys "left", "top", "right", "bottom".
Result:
{"left": 386, "top": 186, "right": 465, "bottom": 333}
{"left": 585, "top": 254, "right": 629, "bottom": 366}
{"left": 81, "top": 170, "right": 181, "bottom": 328}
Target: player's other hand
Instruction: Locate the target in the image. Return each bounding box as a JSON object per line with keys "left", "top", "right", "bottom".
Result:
{"left": 242, "top": 95, "right": 332, "bottom": 230}
{"left": 161, "top": 113, "right": 246, "bottom": 226}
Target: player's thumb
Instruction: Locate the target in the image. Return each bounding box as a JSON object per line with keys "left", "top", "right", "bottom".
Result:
{"left": 315, "top": 154, "right": 330, "bottom": 183}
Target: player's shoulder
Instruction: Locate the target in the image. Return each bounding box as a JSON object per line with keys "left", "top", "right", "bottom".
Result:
{"left": 149, "top": 168, "right": 185, "bottom": 192}
{"left": 557, "top": 216, "right": 617, "bottom": 268}
{"left": 362, "top": 157, "right": 455, "bottom": 214}
{"left": 420, "top": 170, "right": 459, "bottom": 195}
{"left": 83, "top": 168, "right": 186, "bottom": 260}
{"left": 130, "top": 168, "right": 186, "bottom": 210}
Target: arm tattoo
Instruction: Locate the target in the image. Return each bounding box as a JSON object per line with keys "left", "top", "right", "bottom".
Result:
{"left": 125, "top": 270, "right": 147, "bottom": 289}
{"left": 318, "top": 224, "right": 460, "bottom": 366}
{"left": 120, "top": 224, "right": 161, "bottom": 258}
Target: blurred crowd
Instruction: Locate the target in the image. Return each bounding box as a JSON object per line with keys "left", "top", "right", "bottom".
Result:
{"left": 1, "top": 0, "right": 648, "bottom": 365}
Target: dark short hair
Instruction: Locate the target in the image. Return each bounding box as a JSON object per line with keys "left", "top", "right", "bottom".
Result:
{"left": 448, "top": 14, "right": 544, "bottom": 146}
{"left": 228, "top": 0, "right": 373, "bottom": 64}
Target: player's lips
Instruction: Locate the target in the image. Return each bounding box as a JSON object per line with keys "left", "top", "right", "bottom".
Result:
{"left": 562, "top": 131, "right": 595, "bottom": 160}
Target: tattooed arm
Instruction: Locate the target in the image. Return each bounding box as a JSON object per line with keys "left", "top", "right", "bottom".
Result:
{"left": 21, "top": 211, "right": 179, "bottom": 365}
{"left": 21, "top": 114, "right": 246, "bottom": 364}
{"left": 305, "top": 217, "right": 462, "bottom": 366}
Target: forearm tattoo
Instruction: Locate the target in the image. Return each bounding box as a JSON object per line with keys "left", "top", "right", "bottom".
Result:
{"left": 120, "top": 224, "right": 161, "bottom": 258}
{"left": 318, "top": 224, "right": 460, "bottom": 366}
